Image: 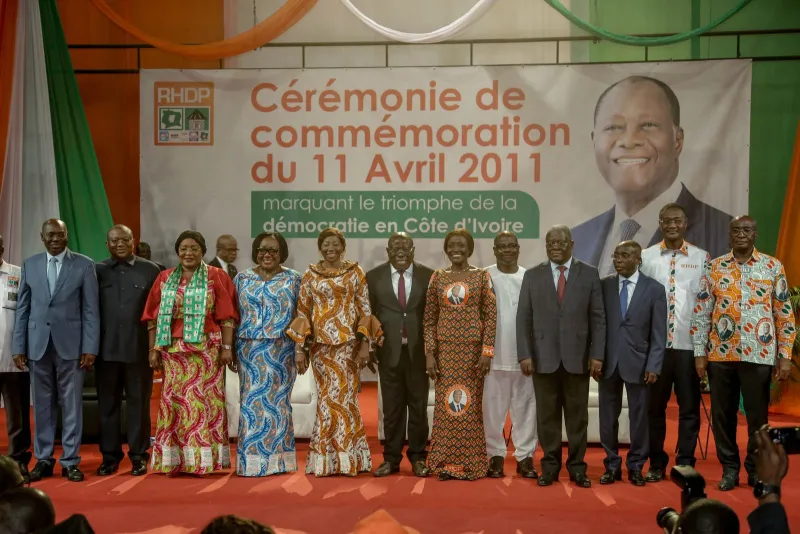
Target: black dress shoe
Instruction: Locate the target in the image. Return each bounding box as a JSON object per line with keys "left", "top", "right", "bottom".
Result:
{"left": 516, "top": 458, "right": 538, "bottom": 479}
{"left": 628, "top": 470, "right": 646, "bottom": 487}
{"left": 62, "top": 466, "right": 84, "bottom": 482}
{"left": 96, "top": 462, "right": 120, "bottom": 476}
{"left": 718, "top": 472, "right": 739, "bottom": 491}
{"left": 538, "top": 472, "right": 557, "bottom": 486}
{"left": 570, "top": 473, "right": 592, "bottom": 488}
{"left": 28, "top": 461, "right": 54, "bottom": 483}
{"left": 412, "top": 461, "right": 429, "bottom": 478}
{"left": 487, "top": 456, "right": 505, "bottom": 478}
{"left": 599, "top": 469, "right": 622, "bottom": 485}
{"left": 131, "top": 460, "right": 148, "bottom": 477}
{"left": 373, "top": 462, "right": 399, "bottom": 477}
{"left": 17, "top": 463, "right": 30, "bottom": 484}
{"left": 645, "top": 468, "right": 664, "bottom": 482}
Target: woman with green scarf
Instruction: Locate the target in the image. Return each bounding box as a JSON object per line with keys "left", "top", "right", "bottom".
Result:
{"left": 142, "top": 230, "right": 239, "bottom": 476}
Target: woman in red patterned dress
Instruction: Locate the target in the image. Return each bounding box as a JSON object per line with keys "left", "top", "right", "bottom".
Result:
{"left": 424, "top": 229, "right": 497, "bottom": 480}
{"left": 142, "top": 230, "right": 239, "bottom": 476}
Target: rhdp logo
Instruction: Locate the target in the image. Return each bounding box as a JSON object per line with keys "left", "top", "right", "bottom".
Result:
{"left": 154, "top": 82, "right": 214, "bottom": 146}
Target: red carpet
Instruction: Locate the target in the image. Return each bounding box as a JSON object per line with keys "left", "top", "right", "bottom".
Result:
{"left": 2, "top": 383, "right": 799, "bottom": 533}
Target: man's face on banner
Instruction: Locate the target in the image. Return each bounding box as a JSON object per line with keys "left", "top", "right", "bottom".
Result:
{"left": 593, "top": 80, "right": 684, "bottom": 200}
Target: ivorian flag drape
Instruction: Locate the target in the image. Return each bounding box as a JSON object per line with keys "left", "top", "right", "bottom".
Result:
{"left": 0, "top": 0, "right": 113, "bottom": 264}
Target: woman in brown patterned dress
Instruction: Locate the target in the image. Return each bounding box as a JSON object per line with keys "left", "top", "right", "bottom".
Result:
{"left": 287, "top": 227, "right": 383, "bottom": 477}
{"left": 424, "top": 229, "right": 497, "bottom": 480}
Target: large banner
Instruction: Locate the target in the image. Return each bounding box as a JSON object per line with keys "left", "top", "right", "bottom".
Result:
{"left": 140, "top": 61, "right": 750, "bottom": 273}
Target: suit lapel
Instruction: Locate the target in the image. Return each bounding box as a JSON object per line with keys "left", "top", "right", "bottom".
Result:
{"left": 560, "top": 259, "right": 580, "bottom": 308}
{"left": 405, "top": 263, "right": 423, "bottom": 311}
{"left": 538, "top": 261, "right": 560, "bottom": 309}
{"left": 625, "top": 273, "right": 646, "bottom": 320}
{"left": 51, "top": 250, "right": 74, "bottom": 300}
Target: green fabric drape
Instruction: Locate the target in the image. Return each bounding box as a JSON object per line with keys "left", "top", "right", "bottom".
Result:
{"left": 39, "top": 0, "right": 113, "bottom": 260}
{"left": 545, "top": 0, "right": 755, "bottom": 47}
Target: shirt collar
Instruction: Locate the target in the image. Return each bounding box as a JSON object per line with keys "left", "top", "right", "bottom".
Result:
{"left": 390, "top": 263, "right": 413, "bottom": 276}
{"left": 613, "top": 179, "right": 683, "bottom": 228}
{"left": 115, "top": 256, "right": 136, "bottom": 267}
{"left": 46, "top": 249, "right": 67, "bottom": 263}
{"left": 0, "top": 261, "right": 11, "bottom": 274}
{"left": 620, "top": 269, "right": 640, "bottom": 284}
{"left": 550, "top": 257, "right": 573, "bottom": 272}
{"left": 724, "top": 248, "right": 761, "bottom": 265}
{"left": 659, "top": 240, "right": 691, "bottom": 256}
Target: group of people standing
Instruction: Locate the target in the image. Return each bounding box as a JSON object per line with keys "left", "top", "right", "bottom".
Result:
{"left": 0, "top": 204, "right": 795, "bottom": 491}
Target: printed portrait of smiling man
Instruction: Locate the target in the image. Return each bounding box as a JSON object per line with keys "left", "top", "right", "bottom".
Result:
{"left": 571, "top": 76, "right": 732, "bottom": 274}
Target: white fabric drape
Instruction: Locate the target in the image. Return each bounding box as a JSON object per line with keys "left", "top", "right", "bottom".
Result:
{"left": 338, "top": 0, "right": 497, "bottom": 43}
{"left": 0, "top": 5, "right": 27, "bottom": 265}
{"left": 21, "top": 0, "right": 60, "bottom": 261}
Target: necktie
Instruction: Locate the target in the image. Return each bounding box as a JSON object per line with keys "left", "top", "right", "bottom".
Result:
{"left": 398, "top": 271, "right": 407, "bottom": 339}
{"left": 48, "top": 257, "right": 58, "bottom": 296}
{"left": 556, "top": 265, "right": 567, "bottom": 304}
{"left": 608, "top": 219, "right": 642, "bottom": 275}
{"left": 620, "top": 279, "right": 630, "bottom": 317}
{"left": 228, "top": 264, "right": 237, "bottom": 278}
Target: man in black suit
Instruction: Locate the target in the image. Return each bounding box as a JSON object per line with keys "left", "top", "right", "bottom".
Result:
{"left": 598, "top": 240, "right": 666, "bottom": 486}
{"left": 572, "top": 76, "right": 732, "bottom": 273}
{"left": 516, "top": 224, "right": 606, "bottom": 488}
{"left": 208, "top": 235, "right": 238, "bottom": 279}
{"left": 95, "top": 225, "right": 160, "bottom": 477}
{"left": 366, "top": 232, "right": 432, "bottom": 478}
{"left": 134, "top": 242, "right": 165, "bottom": 271}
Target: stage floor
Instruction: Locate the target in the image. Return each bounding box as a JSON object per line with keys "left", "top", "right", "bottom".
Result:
{"left": 2, "top": 383, "right": 798, "bottom": 533}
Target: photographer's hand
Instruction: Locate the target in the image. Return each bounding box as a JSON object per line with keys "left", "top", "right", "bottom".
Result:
{"left": 755, "top": 426, "right": 788, "bottom": 502}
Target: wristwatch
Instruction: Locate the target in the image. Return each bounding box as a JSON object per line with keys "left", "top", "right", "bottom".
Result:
{"left": 221, "top": 344, "right": 232, "bottom": 351}
{"left": 753, "top": 481, "right": 781, "bottom": 499}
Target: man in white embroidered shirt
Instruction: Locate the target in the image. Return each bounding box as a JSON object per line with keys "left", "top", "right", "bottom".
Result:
{"left": 640, "top": 202, "right": 709, "bottom": 482}
{"left": 484, "top": 231, "right": 538, "bottom": 480}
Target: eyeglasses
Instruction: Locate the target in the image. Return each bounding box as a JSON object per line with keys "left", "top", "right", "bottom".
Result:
{"left": 659, "top": 217, "right": 686, "bottom": 226}
{"left": 388, "top": 246, "right": 413, "bottom": 254}
{"left": 495, "top": 244, "right": 519, "bottom": 251}
{"left": 257, "top": 247, "right": 280, "bottom": 256}
{"left": 731, "top": 228, "right": 755, "bottom": 237}
{"left": 545, "top": 240, "right": 570, "bottom": 249}
{"left": 179, "top": 246, "right": 202, "bottom": 254}
{"left": 108, "top": 237, "right": 133, "bottom": 245}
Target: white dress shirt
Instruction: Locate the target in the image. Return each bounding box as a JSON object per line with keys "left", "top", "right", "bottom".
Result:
{"left": 390, "top": 264, "right": 413, "bottom": 300}
{"left": 46, "top": 249, "right": 67, "bottom": 279}
{"left": 0, "top": 260, "right": 23, "bottom": 373}
{"left": 486, "top": 264, "right": 526, "bottom": 371}
{"left": 618, "top": 269, "right": 640, "bottom": 314}
{"left": 641, "top": 240, "right": 710, "bottom": 350}
{"left": 597, "top": 179, "right": 683, "bottom": 275}
{"left": 215, "top": 256, "right": 229, "bottom": 272}
{"left": 550, "top": 257, "right": 573, "bottom": 289}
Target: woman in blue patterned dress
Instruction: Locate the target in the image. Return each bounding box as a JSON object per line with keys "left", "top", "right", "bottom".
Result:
{"left": 234, "top": 232, "right": 302, "bottom": 476}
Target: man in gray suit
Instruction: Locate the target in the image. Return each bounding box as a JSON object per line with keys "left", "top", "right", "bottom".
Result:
{"left": 516, "top": 224, "right": 606, "bottom": 488}
{"left": 367, "top": 232, "right": 433, "bottom": 478}
{"left": 11, "top": 219, "right": 99, "bottom": 482}
{"left": 598, "top": 240, "right": 666, "bottom": 487}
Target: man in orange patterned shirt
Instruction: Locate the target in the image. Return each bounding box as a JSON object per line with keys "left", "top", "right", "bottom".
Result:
{"left": 691, "top": 216, "right": 796, "bottom": 491}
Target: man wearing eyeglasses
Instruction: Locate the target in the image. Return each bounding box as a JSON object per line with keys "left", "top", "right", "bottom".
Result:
{"left": 94, "top": 225, "right": 160, "bottom": 477}
{"left": 367, "top": 232, "right": 433, "bottom": 478}
{"left": 691, "top": 216, "right": 796, "bottom": 491}
{"left": 208, "top": 235, "right": 238, "bottom": 279}
{"left": 640, "top": 203, "right": 709, "bottom": 483}
{"left": 483, "top": 232, "right": 538, "bottom": 479}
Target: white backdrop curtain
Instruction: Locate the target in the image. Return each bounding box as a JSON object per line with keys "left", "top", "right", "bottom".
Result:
{"left": 338, "top": 0, "right": 497, "bottom": 43}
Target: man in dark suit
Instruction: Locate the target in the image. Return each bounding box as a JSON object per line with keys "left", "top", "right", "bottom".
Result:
{"left": 366, "top": 232, "right": 432, "bottom": 478}
{"left": 208, "top": 235, "right": 238, "bottom": 279}
{"left": 12, "top": 219, "right": 100, "bottom": 482}
{"left": 598, "top": 240, "right": 666, "bottom": 486}
{"left": 516, "top": 224, "right": 606, "bottom": 488}
{"left": 94, "top": 225, "right": 160, "bottom": 477}
{"left": 135, "top": 242, "right": 165, "bottom": 271}
{"left": 572, "top": 76, "right": 732, "bottom": 273}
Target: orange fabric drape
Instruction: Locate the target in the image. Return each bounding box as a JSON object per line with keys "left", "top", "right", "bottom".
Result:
{"left": 770, "top": 119, "right": 800, "bottom": 417}
{"left": 0, "top": 0, "right": 20, "bottom": 194}
{"left": 89, "top": 0, "right": 316, "bottom": 60}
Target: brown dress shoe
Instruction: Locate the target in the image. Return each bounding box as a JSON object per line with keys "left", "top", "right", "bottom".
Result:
{"left": 516, "top": 458, "right": 538, "bottom": 479}
{"left": 412, "top": 461, "right": 430, "bottom": 478}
